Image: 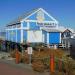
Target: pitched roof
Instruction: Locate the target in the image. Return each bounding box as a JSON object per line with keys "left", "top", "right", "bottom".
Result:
{"left": 7, "top": 8, "right": 39, "bottom": 26}
{"left": 63, "top": 29, "right": 72, "bottom": 33}
{"left": 7, "top": 8, "right": 58, "bottom": 26}
{"left": 43, "top": 29, "right": 61, "bottom": 32}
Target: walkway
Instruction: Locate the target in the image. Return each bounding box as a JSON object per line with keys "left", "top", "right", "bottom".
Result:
{"left": 0, "top": 59, "right": 49, "bottom": 75}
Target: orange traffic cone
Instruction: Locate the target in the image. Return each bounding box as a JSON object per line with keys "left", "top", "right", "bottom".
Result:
{"left": 15, "top": 49, "right": 19, "bottom": 64}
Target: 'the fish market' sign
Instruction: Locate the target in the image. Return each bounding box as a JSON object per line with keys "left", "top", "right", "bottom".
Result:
{"left": 37, "top": 22, "right": 58, "bottom": 28}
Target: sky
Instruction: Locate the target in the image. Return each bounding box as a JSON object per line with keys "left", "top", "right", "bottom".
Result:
{"left": 0, "top": 0, "right": 75, "bottom": 30}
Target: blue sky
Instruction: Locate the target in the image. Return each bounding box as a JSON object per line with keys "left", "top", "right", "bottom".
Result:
{"left": 0, "top": 0, "right": 75, "bottom": 29}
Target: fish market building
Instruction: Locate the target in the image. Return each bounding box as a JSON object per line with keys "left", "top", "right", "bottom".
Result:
{"left": 6, "top": 8, "right": 61, "bottom": 46}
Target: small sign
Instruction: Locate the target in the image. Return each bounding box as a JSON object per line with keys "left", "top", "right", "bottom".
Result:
{"left": 28, "top": 47, "right": 33, "bottom": 54}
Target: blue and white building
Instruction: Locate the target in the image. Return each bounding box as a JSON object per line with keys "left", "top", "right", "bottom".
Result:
{"left": 5, "top": 8, "right": 61, "bottom": 45}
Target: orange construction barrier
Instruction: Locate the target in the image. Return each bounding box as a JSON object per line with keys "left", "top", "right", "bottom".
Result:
{"left": 15, "top": 49, "right": 20, "bottom": 64}
{"left": 50, "top": 53, "right": 55, "bottom": 73}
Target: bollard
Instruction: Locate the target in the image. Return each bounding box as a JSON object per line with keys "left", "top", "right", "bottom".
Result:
{"left": 58, "top": 59, "right": 62, "bottom": 72}
{"left": 50, "top": 53, "right": 55, "bottom": 74}
{"left": 15, "top": 49, "right": 20, "bottom": 64}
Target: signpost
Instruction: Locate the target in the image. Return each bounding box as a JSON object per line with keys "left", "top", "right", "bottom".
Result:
{"left": 27, "top": 47, "right": 33, "bottom": 65}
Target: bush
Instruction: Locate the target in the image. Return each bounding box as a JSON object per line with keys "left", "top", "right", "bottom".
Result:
{"left": 10, "top": 50, "right": 16, "bottom": 58}
{"left": 21, "top": 52, "right": 29, "bottom": 64}
{"left": 32, "top": 59, "right": 45, "bottom": 72}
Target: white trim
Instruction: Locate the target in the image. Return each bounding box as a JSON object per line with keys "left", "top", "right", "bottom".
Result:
{"left": 6, "top": 28, "right": 17, "bottom": 30}
{"left": 21, "top": 22, "right": 23, "bottom": 43}
{"left": 11, "top": 30, "right": 13, "bottom": 41}
{"left": 60, "top": 33, "right": 61, "bottom": 43}
{"left": 21, "top": 8, "right": 41, "bottom": 22}
{"left": 24, "top": 20, "right": 58, "bottom": 23}
{"left": 16, "top": 26, "right": 17, "bottom": 43}
{"left": 6, "top": 21, "right": 29, "bottom": 30}
{"left": 26, "top": 22, "right": 30, "bottom": 42}
{"left": 21, "top": 8, "right": 58, "bottom": 24}
{"left": 40, "top": 8, "right": 58, "bottom": 23}
{"left": 47, "top": 33, "right": 49, "bottom": 44}
{"left": 27, "top": 22, "right": 30, "bottom": 29}
{"left": 40, "top": 8, "right": 58, "bottom": 28}
{"left": 11, "top": 25, "right": 13, "bottom": 41}
{"left": 6, "top": 27, "right": 29, "bottom": 30}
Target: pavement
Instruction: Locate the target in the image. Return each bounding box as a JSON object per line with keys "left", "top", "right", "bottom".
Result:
{"left": 0, "top": 52, "right": 49, "bottom": 75}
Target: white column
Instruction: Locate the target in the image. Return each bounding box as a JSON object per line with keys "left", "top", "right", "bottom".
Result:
{"left": 27, "top": 22, "right": 29, "bottom": 42}
{"left": 47, "top": 32, "right": 50, "bottom": 48}
{"left": 47, "top": 33, "right": 49, "bottom": 44}
{"left": 16, "top": 25, "right": 17, "bottom": 42}
{"left": 60, "top": 33, "right": 61, "bottom": 43}
{"left": 21, "top": 22, "right": 23, "bottom": 43}
{"left": 27, "top": 22, "right": 29, "bottom": 29}
{"left": 11, "top": 26, "right": 13, "bottom": 41}
{"left": 54, "top": 44, "right": 57, "bottom": 49}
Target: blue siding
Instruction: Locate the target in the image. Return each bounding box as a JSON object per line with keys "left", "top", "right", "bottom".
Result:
{"left": 29, "top": 22, "right": 40, "bottom": 30}
{"left": 42, "top": 30, "right": 47, "bottom": 43}
{"left": 23, "top": 30, "right": 27, "bottom": 42}
{"left": 12, "top": 30, "right": 16, "bottom": 42}
{"left": 44, "top": 14, "right": 53, "bottom": 21}
{"left": 6, "top": 31, "right": 8, "bottom": 40}
{"left": 28, "top": 14, "right": 37, "bottom": 20}
{"left": 10, "top": 30, "right": 13, "bottom": 41}
{"left": 7, "top": 31, "right": 9, "bottom": 41}
{"left": 23, "top": 22, "right": 27, "bottom": 27}
{"left": 17, "top": 30, "right": 21, "bottom": 43}
{"left": 8, "top": 31, "right": 11, "bottom": 41}
{"left": 49, "top": 32, "right": 60, "bottom": 44}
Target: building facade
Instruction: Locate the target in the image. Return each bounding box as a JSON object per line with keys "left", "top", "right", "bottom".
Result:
{"left": 6, "top": 8, "right": 61, "bottom": 45}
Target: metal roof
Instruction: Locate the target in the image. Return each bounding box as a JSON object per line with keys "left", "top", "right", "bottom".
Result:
{"left": 43, "top": 29, "right": 61, "bottom": 32}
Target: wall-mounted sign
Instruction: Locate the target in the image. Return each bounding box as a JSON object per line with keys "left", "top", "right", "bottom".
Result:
{"left": 37, "top": 22, "right": 57, "bottom": 28}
